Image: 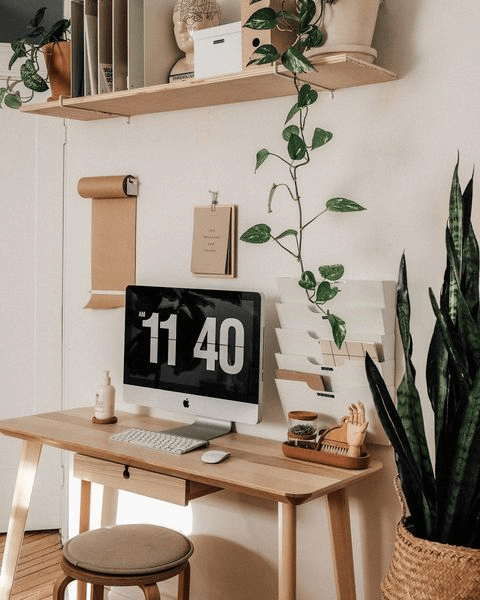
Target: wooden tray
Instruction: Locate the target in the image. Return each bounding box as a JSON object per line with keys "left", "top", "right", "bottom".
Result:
{"left": 282, "top": 442, "right": 370, "bottom": 470}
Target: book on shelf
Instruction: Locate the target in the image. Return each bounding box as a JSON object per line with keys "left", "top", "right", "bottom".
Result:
{"left": 98, "top": 0, "right": 113, "bottom": 93}
{"left": 84, "top": 0, "right": 98, "bottom": 95}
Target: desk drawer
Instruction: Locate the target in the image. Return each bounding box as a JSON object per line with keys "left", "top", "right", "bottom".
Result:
{"left": 73, "top": 454, "right": 219, "bottom": 506}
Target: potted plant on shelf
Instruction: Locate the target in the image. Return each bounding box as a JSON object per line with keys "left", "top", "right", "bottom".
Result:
{"left": 308, "top": 0, "right": 381, "bottom": 62}
{"left": 365, "top": 159, "right": 480, "bottom": 599}
{"left": 240, "top": 0, "right": 366, "bottom": 348}
{"left": 0, "top": 7, "right": 70, "bottom": 109}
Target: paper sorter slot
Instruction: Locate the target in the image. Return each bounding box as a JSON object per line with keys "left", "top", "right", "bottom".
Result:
{"left": 275, "top": 378, "right": 391, "bottom": 446}
{"left": 276, "top": 302, "right": 395, "bottom": 336}
{"left": 276, "top": 328, "right": 395, "bottom": 365}
{"left": 276, "top": 277, "right": 396, "bottom": 308}
{"left": 275, "top": 353, "right": 395, "bottom": 392}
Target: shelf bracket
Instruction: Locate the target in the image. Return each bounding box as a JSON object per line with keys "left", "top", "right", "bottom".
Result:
{"left": 272, "top": 64, "right": 334, "bottom": 94}
{"left": 59, "top": 96, "right": 131, "bottom": 122}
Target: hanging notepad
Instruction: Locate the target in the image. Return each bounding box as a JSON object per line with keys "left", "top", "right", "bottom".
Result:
{"left": 78, "top": 174, "right": 137, "bottom": 308}
{"left": 191, "top": 204, "right": 237, "bottom": 277}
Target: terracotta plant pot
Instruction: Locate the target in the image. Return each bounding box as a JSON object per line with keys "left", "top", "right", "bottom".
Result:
{"left": 42, "top": 40, "right": 71, "bottom": 101}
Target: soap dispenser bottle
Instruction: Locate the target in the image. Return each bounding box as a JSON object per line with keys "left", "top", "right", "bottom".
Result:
{"left": 93, "top": 370, "right": 117, "bottom": 424}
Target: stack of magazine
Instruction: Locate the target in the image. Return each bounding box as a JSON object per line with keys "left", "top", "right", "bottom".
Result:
{"left": 70, "top": 0, "right": 182, "bottom": 97}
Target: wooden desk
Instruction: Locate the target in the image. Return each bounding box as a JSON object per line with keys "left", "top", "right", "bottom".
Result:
{"left": 0, "top": 407, "right": 382, "bottom": 600}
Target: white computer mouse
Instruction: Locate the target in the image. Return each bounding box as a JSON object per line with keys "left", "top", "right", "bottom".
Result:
{"left": 201, "top": 450, "right": 231, "bottom": 464}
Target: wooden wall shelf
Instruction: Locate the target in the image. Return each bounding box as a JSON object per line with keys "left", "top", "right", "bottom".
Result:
{"left": 20, "top": 54, "right": 396, "bottom": 121}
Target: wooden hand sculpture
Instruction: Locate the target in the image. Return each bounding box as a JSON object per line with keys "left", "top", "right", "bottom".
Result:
{"left": 346, "top": 402, "right": 368, "bottom": 457}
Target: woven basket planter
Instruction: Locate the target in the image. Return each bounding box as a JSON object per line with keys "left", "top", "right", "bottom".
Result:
{"left": 382, "top": 479, "right": 480, "bottom": 600}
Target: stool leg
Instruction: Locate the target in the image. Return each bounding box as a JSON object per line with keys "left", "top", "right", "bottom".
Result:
{"left": 140, "top": 583, "right": 161, "bottom": 600}
{"left": 53, "top": 573, "right": 74, "bottom": 599}
{"left": 78, "top": 479, "right": 92, "bottom": 600}
{"left": 91, "top": 584, "right": 105, "bottom": 600}
{"left": 178, "top": 563, "right": 190, "bottom": 600}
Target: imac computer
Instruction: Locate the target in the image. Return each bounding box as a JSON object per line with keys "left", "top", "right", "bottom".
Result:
{"left": 123, "top": 285, "right": 264, "bottom": 440}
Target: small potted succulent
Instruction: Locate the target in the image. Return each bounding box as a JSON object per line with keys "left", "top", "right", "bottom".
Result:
{"left": 0, "top": 7, "right": 70, "bottom": 109}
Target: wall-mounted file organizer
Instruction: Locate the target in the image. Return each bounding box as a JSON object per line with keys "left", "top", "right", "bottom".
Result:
{"left": 275, "top": 378, "right": 392, "bottom": 446}
{"left": 274, "top": 279, "right": 396, "bottom": 449}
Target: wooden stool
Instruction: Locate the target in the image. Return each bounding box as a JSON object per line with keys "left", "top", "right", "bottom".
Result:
{"left": 53, "top": 524, "right": 193, "bottom": 600}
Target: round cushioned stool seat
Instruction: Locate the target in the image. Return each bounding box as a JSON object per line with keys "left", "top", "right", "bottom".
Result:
{"left": 63, "top": 524, "right": 194, "bottom": 575}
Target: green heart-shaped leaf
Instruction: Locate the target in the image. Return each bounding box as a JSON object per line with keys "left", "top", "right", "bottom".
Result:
{"left": 4, "top": 92, "right": 22, "bottom": 108}
{"left": 299, "top": 271, "right": 316, "bottom": 290}
{"left": 247, "top": 44, "right": 280, "bottom": 66}
{"left": 312, "top": 128, "right": 333, "bottom": 150}
{"left": 240, "top": 224, "right": 272, "bottom": 243}
{"left": 276, "top": 229, "right": 297, "bottom": 240}
{"left": 282, "top": 125, "right": 300, "bottom": 141}
{"left": 281, "top": 47, "right": 314, "bottom": 74}
{"left": 319, "top": 264, "right": 344, "bottom": 281}
{"left": 287, "top": 133, "right": 306, "bottom": 161}
{"left": 244, "top": 7, "right": 278, "bottom": 30}
{"left": 326, "top": 198, "right": 366, "bottom": 212}
{"left": 298, "top": 83, "right": 318, "bottom": 108}
{"left": 21, "top": 60, "right": 48, "bottom": 92}
{"left": 316, "top": 281, "right": 339, "bottom": 304}
{"left": 255, "top": 149, "right": 270, "bottom": 171}
{"left": 327, "top": 313, "right": 347, "bottom": 348}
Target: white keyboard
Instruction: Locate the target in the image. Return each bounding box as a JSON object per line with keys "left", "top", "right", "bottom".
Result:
{"left": 110, "top": 428, "right": 209, "bottom": 455}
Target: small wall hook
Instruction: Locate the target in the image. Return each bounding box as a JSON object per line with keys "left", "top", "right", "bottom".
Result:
{"left": 209, "top": 190, "right": 219, "bottom": 211}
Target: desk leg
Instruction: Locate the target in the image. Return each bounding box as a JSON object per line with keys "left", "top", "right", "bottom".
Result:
{"left": 278, "top": 502, "right": 296, "bottom": 600}
{"left": 100, "top": 486, "right": 118, "bottom": 528}
{"left": 78, "top": 479, "right": 92, "bottom": 600}
{"left": 327, "top": 488, "right": 356, "bottom": 600}
{"left": 0, "top": 440, "right": 42, "bottom": 600}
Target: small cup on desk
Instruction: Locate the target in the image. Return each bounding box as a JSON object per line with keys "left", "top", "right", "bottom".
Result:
{"left": 287, "top": 411, "right": 318, "bottom": 449}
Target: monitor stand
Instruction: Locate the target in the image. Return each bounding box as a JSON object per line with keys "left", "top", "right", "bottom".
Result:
{"left": 164, "top": 417, "right": 232, "bottom": 441}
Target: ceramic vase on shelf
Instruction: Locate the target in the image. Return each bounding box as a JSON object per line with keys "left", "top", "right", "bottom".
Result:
{"left": 306, "top": 0, "right": 381, "bottom": 64}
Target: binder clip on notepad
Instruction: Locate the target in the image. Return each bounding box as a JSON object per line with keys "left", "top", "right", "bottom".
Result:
{"left": 282, "top": 402, "right": 371, "bottom": 469}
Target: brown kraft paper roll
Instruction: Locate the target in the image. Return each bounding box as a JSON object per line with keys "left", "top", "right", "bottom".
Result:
{"left": 78, "top": 175, "right": 137, "bottom": 309}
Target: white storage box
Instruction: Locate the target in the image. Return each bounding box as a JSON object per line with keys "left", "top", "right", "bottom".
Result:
{"left": 193, "top": 21, "right": 242, "bottom": 79}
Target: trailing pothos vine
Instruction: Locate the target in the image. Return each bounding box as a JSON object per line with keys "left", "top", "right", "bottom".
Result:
{"left": 240, "top": 0, "right": 365, "bottom": 348}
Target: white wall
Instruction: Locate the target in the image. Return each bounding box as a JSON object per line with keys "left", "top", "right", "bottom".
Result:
{"left": 0, "top": 91, "right": 64, "bottom": 530}
{"left": 60, "top": 0, "right": 480, "bottom": 598}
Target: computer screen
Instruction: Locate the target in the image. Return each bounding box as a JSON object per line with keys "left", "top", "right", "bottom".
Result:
{"left": 123, "top": 285, "right": 264, "bottom": 439}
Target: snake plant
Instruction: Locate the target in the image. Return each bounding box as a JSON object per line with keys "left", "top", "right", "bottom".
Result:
{"left": 366, "top": 159, "right": 480, "bottom": 548}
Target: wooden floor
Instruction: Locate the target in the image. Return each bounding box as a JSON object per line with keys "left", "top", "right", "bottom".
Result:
{"left": 0, "top": 530, "right": 63, "bottom": 600}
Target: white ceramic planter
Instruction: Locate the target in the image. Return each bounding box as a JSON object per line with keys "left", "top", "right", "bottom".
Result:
{"left": 306, "top": 0, "right": 381, "bottom": 62}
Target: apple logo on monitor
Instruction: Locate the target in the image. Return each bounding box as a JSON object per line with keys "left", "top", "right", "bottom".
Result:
{"left": 183, "top": 398, "right": 190, "bottom": 408}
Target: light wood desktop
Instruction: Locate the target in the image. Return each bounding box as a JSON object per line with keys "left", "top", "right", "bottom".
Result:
{"left": 0, "top": 407, "right": 382, "bottom": 600}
